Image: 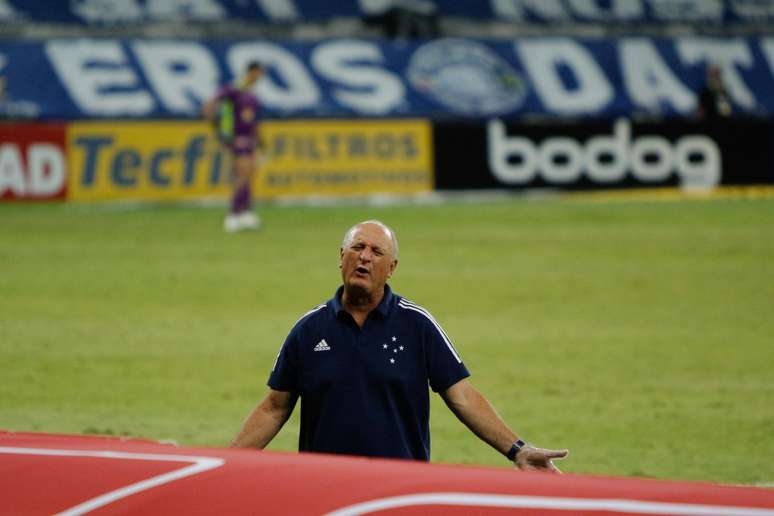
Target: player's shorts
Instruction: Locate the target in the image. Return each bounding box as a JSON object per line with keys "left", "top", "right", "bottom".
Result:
{"left": 230, "top": 136, "right": 256, "bottom": 156}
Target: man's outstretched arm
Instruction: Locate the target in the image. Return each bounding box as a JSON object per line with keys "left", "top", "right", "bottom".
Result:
{"left": 440, "top": 379, "right": 568, "bottom": 472}
{"left": 230, "top": 388, "right": 298, "bottom": 449}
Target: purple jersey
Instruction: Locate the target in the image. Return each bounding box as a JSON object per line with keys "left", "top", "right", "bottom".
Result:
{"left": 215, "top": 84, "right": 260, "bottom": 154}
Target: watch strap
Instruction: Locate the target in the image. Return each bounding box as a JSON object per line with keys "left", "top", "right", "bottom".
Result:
{"left": 506, "top": 439, "right": 527, "bottom": 461}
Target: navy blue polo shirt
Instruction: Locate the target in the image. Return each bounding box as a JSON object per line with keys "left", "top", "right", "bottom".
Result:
{"left": 268, "top": 284, "right": 470, "bottom": 461}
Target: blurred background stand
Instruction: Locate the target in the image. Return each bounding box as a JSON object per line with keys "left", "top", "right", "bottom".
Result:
{"left": 362, "top": 0, "right": 440, "bottom": 39}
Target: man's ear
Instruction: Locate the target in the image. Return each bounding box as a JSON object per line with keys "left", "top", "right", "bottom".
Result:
{"left": 388, "top": 259, "right": 398, "bottom": 278}
{"left": 339, "top": 247, "right": 343, "bottom": 268}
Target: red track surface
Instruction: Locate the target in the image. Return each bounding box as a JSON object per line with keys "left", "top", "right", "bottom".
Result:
{"left": 1, "top": 430, "right": 773, "bottom": 515}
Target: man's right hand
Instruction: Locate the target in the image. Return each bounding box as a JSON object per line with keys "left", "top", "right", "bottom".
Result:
{"left": 514, "top": 445, "right": 568, "bottom": 473}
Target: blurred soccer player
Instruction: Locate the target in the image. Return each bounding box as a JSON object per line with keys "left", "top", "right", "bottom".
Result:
{"left": 203, "top": 61, "right": 264, "bottom": 233}
{"left": 231, "top": 220, "right": 568, "bottom": 472}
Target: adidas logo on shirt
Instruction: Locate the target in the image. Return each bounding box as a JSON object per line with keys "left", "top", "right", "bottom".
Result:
{"left": 313, "top": 339, "right": 331, "bottom": 352}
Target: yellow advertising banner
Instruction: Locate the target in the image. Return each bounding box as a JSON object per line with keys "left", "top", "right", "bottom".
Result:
{"left": 67, "top": 120, "right": 433, "bottom": 201}
{"left": 67, "top": 121, "right": 231, "bottom": 201}
{"left": 259, "top": 119, "right": 433, "bottom": 198}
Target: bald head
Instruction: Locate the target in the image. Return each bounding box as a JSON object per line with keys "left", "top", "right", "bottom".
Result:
{"left": 341, "top": 220, "right": 399, "bottom": 259}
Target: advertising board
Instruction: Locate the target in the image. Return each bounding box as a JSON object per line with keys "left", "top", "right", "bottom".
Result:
{"left": 433, "top": 118, "right": 774, "bottom": 191}
{"left": 67, "top": 121, "right": 230, "bottom": 201}
{"left": 3, "top": 36, "right": 774, "bottom": 120}
{"left": 260, "top": 119, "right": 432, "bottom": 198}
{"left": 0, "top": 122, "right": 67, "bottom": 201}
{"left": 64, "top": 119, "right": 432, "bottom": 201}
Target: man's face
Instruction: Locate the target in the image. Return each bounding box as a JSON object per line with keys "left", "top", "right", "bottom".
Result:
{"left": 340, "top": 223, "right": 398, "bottom": 296}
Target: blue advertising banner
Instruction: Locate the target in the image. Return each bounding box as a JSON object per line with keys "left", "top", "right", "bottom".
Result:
{"left": 1, "top": 0, "right": 773, "bottom": 25}
{"left": 1, "top": 37, "right": 774, "bottom": 120}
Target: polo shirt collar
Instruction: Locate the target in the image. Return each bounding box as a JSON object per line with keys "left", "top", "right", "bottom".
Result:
{"left": 376, "top": 284, "right": 395, "bottom": 316}
{"left": 331, "top": 284, "right": 395, "bottom": 318}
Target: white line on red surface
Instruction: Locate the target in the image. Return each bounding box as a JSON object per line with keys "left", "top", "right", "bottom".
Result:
{"left": 325, "top": 492, "right": 774, "bottom": 516}
{"left": 0, "top": 446, "right": 224, "bottom": 516}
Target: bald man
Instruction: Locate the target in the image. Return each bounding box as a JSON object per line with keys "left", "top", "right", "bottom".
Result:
{"left": 231, "top": 220, "right": 567, "bottom": 471}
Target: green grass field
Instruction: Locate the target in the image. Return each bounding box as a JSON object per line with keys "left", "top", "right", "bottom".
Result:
{"left": 1, "top": 196, "right": 773, "bottom": 485}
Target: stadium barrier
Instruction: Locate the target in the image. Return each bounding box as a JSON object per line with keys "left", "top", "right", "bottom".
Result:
{"left": 2, "top": 430, "right": 774, "bottom": 515}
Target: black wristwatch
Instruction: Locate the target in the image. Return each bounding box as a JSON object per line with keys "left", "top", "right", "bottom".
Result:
{"left": 506, "top": 439, "right": 527, "bottom": 461}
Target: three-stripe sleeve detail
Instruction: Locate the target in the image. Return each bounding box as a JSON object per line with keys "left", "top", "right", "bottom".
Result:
{"left": 293, "top": 304, "right": 327, "bottom": 326}
{"left": 397, "top": 299, "right": 462, "bottom": 363}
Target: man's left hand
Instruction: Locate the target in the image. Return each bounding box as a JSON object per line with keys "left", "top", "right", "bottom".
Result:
{"left": 514, "top": 445, "right": 568, "bottom": 473}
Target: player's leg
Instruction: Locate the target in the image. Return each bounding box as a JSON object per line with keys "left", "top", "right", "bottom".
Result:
{"left": 224, "top": 150, "right": 242, "bottom": 233}
{"left": 233, "top": 153, "right": 260, "bottom": 229}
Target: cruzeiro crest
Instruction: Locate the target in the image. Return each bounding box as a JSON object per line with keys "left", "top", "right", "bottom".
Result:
{"left": 407, "top": 38, "right": 528, "bottom": 117}
{"left": 382, "top": 336, "right": 404, "bottom": 365}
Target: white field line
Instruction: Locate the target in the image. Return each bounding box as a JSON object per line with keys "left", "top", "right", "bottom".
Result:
{"left": 325, "top": 492, "right": 774, "bottom": 516}
{"left": 0, "top": 446, "right": 224, "bottom": 516}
